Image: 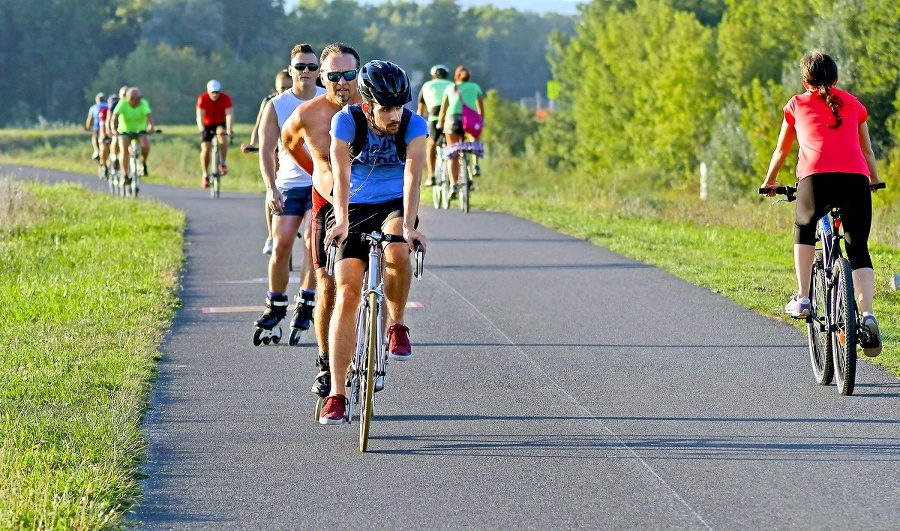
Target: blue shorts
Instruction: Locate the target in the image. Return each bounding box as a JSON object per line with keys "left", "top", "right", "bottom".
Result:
{"left": 276, "top": 186, "right": 313, "bottom": 217}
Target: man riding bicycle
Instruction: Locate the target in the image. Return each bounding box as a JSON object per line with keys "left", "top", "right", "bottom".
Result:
{"left": 319, "top": 60, "right": 427, "bottom": 425}
{"left": 110, "top": 87, "right": 155, "bottom": 181}
{"left": 416, "top": 64, "right": 452, "bottom": 187}
{"left": 197, "top": 79, "right": 234, "bottom": 189}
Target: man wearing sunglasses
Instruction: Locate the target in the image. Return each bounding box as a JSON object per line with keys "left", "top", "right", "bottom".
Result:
{"left": 282, "top": 42, "right": 363, "bottom": 401}
{"left": 253, "top": 43, "right": 326, "bottom": 344}
{"left": 197, "top": 79, "right": 234, "bottom": 188}
{"left": 318, "top": 60, "right": 428, "bottom": 425}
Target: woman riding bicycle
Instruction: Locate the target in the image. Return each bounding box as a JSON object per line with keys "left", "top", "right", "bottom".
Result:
{"left": 437, "top": 65, "right": 484, "bottom": 194}
{"left": 759, "top": 50, "right": 884, "bottom": 357}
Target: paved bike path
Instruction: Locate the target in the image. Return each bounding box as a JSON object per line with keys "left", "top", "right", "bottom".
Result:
{"left": 6, "top": 164, "right": 900, "bottom": 529}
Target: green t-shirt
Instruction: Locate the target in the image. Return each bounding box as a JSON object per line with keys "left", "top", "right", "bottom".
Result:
{"left": 420, "top": 79, "right": 452, "bottom": 121}
{"left": 114, "top": 98, "right": 152, "bottom": 133}
{"left": 443, "top": 81, "right": 483, "bottom": 115}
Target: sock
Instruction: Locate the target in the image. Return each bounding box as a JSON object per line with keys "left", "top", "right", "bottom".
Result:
{"left": 301, "top": 289, "right": 315, "bottom": 300}
{"left": 267, "top": 291, "right": 283, "bottom": 299}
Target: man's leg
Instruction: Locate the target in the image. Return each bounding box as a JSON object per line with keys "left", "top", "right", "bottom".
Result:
{"left": 382, "top": 216, "right": 414, "bottom": 360}
{"left": 327, "top": 258, "right": 365, "bottom": 399}
{"left": 269, "top": 213, "right": 303, "bottom": 293}
{"left": 200, "top": 140, "right": 211, "bottom": 177}
{"left": 119, "top": 137, "right": 131, "bottom": 177}
{"left": 217, "top": 126, "right": 229, "bottom": 170}
{"left": 425, "top": 136, "right": 436, "bottom": 185}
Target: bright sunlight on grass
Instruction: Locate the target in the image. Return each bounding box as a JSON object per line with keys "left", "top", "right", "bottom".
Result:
{"left": 0, "top": 178, "right": 184, "bottom": 527}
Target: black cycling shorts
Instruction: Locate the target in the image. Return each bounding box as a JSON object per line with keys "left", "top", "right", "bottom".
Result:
{"left": 325, "top": 197, "right": 418, "bottom": 262}
{"left": 200, "top": 122, "right": 226, "bottom": 143}
{"left": 794, "top": 172, "right": 873, "bottom": 270}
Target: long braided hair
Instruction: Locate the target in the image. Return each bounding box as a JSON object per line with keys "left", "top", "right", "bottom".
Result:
{"left": 800, "top": 51, "right": 842, "bottom": 129}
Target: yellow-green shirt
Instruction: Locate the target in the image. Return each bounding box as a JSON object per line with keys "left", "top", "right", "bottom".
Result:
{"left": 113, "top": 98, "right": 152, "bottom": 133}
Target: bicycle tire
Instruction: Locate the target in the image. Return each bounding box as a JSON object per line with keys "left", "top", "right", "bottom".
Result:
{"left": 459, "top": 155, "right": 469, "bottom": 213}
{"left": 440, "top": 169, "right": 451, "bottom": 210}
{"left": 347, "top": 298, "right": 367, "bottom": 423}
{"left": 211, "top": 140, "right": 221, "bottom": 199}
{"left": 808, "top": 252, "right": 833, "bottom": 385}
{"left": 359, "top": 291, "right": 378, "bottom": 452}
{"left": 831, "top": 256, "right": 857, "bottom": 395}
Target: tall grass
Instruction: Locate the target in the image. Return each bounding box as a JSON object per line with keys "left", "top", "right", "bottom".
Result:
{"left": 0, "top": 179, "right": 184, "bottom": 528}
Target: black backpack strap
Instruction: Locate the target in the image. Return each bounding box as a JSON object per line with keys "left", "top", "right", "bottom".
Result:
{"left": 395, "top": 108, "right": 412, "bottom": 161}
{"left": 348, "top": 104, "right": 368, "bottom": 159}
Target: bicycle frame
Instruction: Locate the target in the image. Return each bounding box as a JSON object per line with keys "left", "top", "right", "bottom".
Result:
{"left": 325, "top": 232, "right": 424, "bottom": 451}
{"left": 209, "top": 134, "right": 222, "bottom": 199}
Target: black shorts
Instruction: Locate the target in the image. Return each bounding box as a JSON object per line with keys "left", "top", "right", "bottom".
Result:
{"left": 325, "top": 197, "right": 417, "bottom": 262}
{"left": 446, "top": 115, "right": 464, "bottom": 136}
{"left": 427, "top": 120, "right": 444, "bottom": 142}
{"left": 794, "top": 172, "right": 873, "bottom": 270}
{"left": 200, "top": 122, "right": 226, "bottom": 143}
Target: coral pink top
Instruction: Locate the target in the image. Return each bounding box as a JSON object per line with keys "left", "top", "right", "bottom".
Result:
{"left": 784, "top": 87, "right": 869, "bottom": 179}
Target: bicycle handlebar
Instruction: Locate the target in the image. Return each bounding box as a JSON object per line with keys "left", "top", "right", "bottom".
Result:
{"left": 324, "top": 234, "right": 426, "bottom": 279}
{"left": 759, "top": 181, "right": 885, "bottom": 203}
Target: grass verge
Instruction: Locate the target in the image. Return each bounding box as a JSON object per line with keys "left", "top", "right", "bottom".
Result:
{"left": 0, "top": 177, "right": 184, "bottom": 528}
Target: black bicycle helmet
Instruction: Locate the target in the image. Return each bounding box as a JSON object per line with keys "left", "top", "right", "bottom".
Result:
{"left": 358, "top": 60, "right": 411, "bottom": 107}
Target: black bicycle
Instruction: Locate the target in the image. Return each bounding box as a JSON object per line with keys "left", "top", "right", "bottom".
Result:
{"left": 320, "top": 232, "right": 424, "bottom": 451}
{"left": 761, "top": 182, "right": 884, "bottom": 395}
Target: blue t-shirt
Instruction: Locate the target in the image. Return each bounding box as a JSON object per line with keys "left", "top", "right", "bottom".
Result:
{"left": 331, "top": 107, "right": 428, "bottom": 204}
{"left": 89, "top": 102, "right": 108, "bottom": 131}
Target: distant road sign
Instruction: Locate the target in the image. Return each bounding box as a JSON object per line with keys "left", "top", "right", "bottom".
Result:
{"left": 547, "top": 80, "right": 560, "bottom": 100}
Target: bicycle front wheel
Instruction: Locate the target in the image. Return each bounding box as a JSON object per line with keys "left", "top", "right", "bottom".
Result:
{"left": 831, "top": 256, "right": 857, "bottom": 395}
{"left": 359, "top": 291, "right": 379, "bottom": 452}
{"left": 808, "top": 252, "right": 833, "bottom": 385}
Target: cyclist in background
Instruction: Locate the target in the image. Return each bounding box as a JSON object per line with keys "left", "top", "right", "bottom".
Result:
{"left": 416, "top": 64, "right": 452, "bottom": 187}
{"left": 759, "top": 50, "right": 884, "bottom": 357}
{"left": 319, "top": 60, "right": 427, "bottom": 425}
{"left": 105, "top": 89, "right": 123, "bottom": 173}
{"left": 85, "top": 92, "right": 107, "bottom": 161}
{"left": 243, "top": 69, "right": 292, "bottom": 256}
{"left": 111, "top": 87, "right": 155, "bottom": 180}
{"left": 438, "top": 65, "right": 485, "bottom": 196}
{"left": 197, "top": 79, "right": 234, "bottom": 189}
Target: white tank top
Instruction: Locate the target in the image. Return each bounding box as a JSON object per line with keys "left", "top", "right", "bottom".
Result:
{"left": 271, "top": 87, "right": 326, "bottom": 189}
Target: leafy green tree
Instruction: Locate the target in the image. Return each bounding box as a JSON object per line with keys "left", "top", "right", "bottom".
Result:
{"left": 481, "top": 89, "right": 538, "bottom": 156}
{"left": 559, "top": 0, "right": 719, "bottom": 183}
{"left": 142, "top": 0, "right": 225, "bottom": 57}
{"left": 0, "top": 0, "right": 138, "bottom": 125}
{"left": 715, "top": 0, "right": 815, "bottom": 99}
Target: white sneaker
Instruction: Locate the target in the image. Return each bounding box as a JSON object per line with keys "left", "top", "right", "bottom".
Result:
{"left": 262, "top": 237, "right": 274, "bottom": 256}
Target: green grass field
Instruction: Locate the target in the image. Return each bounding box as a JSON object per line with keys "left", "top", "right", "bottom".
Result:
{"left": 0, "top": 125, "right": 897, "bottom": 527}
{"left": 0, "top": 178, "right": 184, "bottom": 527}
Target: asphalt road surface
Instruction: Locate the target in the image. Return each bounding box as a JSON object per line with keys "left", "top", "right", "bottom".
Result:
{"left": 6, "top": 164, "right": 900, "bottom": 530}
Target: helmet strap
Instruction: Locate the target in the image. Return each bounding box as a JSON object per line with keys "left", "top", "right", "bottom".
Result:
{"left": 363, "top": 102, "right": 390, "bottom": 137}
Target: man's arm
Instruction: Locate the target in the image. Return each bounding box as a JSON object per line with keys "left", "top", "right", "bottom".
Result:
{"left": 225, "top": 106, "right": 234, "bottom": 138}
{"left": 258, "top": 101, "right": 284, "bottom": 210}
{"left": 416, "top": 88, "right": 426, "bottom": 118}
{"left": 437, "top": 94, "right": 449, "bottom": 128}
{"left": 145, "top": 111, "right": 155, "bottom": 132}
{"left": 196, "top": 105, "right": 204, "bottom": 131}
{"left": 327, "top": 136, "right": 352, "bottom": 244}
{"left": 402, "top": 135, "right": 426, "bottom": 250}
{"left": 85, "top": 110, "right": 93, "bottom": 131}
{"left": 282, "top": 108, "right": 314, "bottom": 175}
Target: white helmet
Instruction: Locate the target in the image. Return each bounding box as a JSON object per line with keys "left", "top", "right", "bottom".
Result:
{"left": 207, "top": 80, "right": 222, "bottom": 92}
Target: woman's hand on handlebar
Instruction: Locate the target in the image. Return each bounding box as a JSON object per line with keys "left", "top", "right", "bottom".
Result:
{"left": 758, "top": 179, "right": 781, "bottom": 197}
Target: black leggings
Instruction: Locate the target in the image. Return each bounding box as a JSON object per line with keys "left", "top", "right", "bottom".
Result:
{"left": 794, "top": 172, "right": 873, "bottom": 270}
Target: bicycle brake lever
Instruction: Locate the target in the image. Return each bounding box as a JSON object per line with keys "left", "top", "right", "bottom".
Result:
{"left": 326, "top": 239, "right": 338, "bottom": 276}
{"left": 414, "top": 242, "right": 425, "bottom": 280}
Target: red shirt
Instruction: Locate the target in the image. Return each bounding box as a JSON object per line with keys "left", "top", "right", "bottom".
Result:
{"left": 784, "top": 87, "right": 869, "bottom": 179}
{"left": 197, "top": 92, "right": 233, "bottom": 126}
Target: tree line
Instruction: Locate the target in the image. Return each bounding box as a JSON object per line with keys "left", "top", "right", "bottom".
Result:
{"left": 515, "top": 0, "right": 900, "bottom": 198}
{"left": 0, "top": 0, "right": 573, "bottom": 127}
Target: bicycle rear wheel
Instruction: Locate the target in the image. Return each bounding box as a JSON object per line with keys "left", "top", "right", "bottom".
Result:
{"left": 808, "top": 252, "right": 833, "bottom": 385}
{"left": 440, "top": 166, "right": 451, "bottom": 210}
{"left": 459, "top": 155, "right": 470, "bottom": 213}
{"left": 359, "top": 291, "right": 378, "bottom": 452}
{"left": 831, "top": 256, "right": 857, "bottom": 395}
{"left": 211, "top": 141, "right": 221, "bottom": 199}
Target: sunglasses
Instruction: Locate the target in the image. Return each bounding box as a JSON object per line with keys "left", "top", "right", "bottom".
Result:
{"left": 210, "top": 91, "right": 220, "bottom": 95}
{"left": 325, "top": 70, "right": 358, "bottom": 83}
{"left": 292, "top": 63, "right": 319, "bottom": 72}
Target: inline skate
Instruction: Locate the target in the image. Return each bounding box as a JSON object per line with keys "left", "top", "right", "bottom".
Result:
{"left": 253, "top": 294, "right": 288, "bottom": 346}
{"left": 288, "top": 291, "right": 315, "bottom": 346}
